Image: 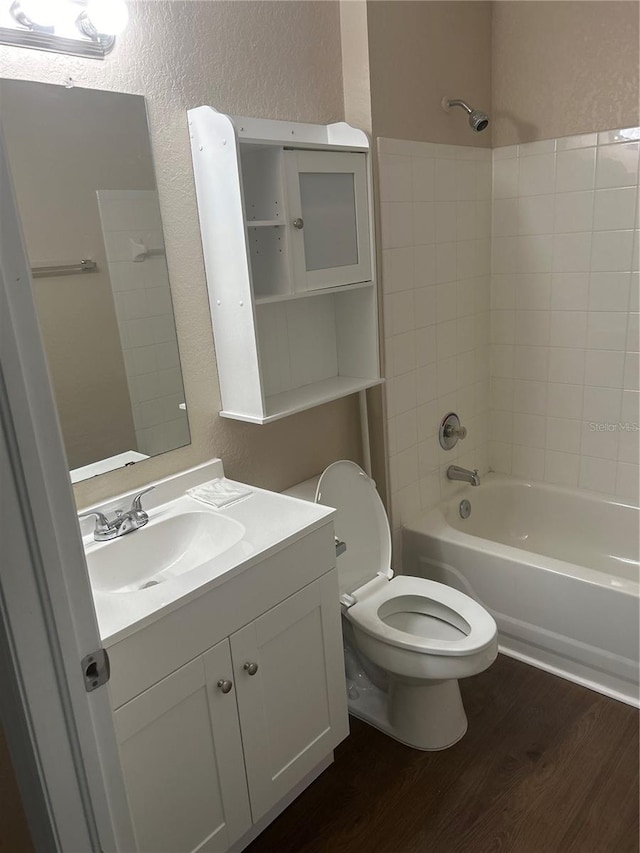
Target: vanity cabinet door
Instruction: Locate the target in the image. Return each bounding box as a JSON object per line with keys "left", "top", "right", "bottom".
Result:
{"left": 114, "top": 639, "right": 251, "bottom": 853}
{"left": 284, "top": 150, "right": 371, "bottom": 292}
{"left": 230, "top": 571, "right": 349, "bottom": 822}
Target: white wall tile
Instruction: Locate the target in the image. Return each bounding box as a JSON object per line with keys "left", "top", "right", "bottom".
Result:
{"left": 547, "top": 382, "right": 584, "bottom": 420}
{"left": 590, "top": 230, "right": 634, "bottom": 272}
{"left": 518, "top": 235, "right": 553, "bottom": 273}
{"left": 382, "top": 247, "right": 415, "bottom": 293}
{"left": 493, "top": 158, "right": 519, "bottom": 199}
{"left": 584, "top": 349, "right": 625, "bottom": 387}
{"left": 586, "top": 312, "right": 628, "bottom": 350}
{"left": 553, "top": 191, "right": 593, "bottom": 233}
{"left": 545, "top": 416, "right": 581, "bottom": 454}
{"left": 593, "top": 188, "right": 637, "bottom": 231}
{"left": 582, "top": 386, "right": 622, "bottom": 422}
{"left": 518, "top": 154, "right": 555, "bottom": 196}
{"left": 493, "top": 198, "right": 518, "bottom": 236}
{"left": 616, "top": 461, "right": 640, "bottom": 502}
{"left": 556, "top": 133, "right": 598, "bottom": 151}
{"left": 588, "top": 272, "right": 630, "bottom": 311}
{"left": 548, "top": 348, "right": 585, "bottom": 384}
{"left": 518, "top": 274, "right": 550, "bottom": 311}
{"left": 512, "top": 445, "right": 545, "bottom": 480}
{"left": 595, "top": 142, "right": 639, "bottom": 189}
{"left": 555, "top": 147, "right": 596, "bottom": 193}
{"left": 552, "top": 232, "right": 592, "bottom": 273}
{"left": 411, "top": 157, "right": 435, "bottom": 201}
{"left": 379, "top": 155, "right": 412, "bottom": 202}
{"left": 579, "top": 456, "right": 617, "bottom": 493}
{"left": 550, "top": 273, "right": 589, "bottom": 311}
{"left": 514, "top": 345, "right": 548, "bottom": 381}
{"left": 549, "top": 311, "right": 587, "bottom": 348}
{"left": 413, "top": 202, "right": 436, "bottom": 245}
{"left": 543, "top": 450, "right": 579, "bottom": 486}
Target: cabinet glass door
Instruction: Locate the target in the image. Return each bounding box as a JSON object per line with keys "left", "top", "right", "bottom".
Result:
{"left": 285, "top": 150, "right": 371, "bottom": 291}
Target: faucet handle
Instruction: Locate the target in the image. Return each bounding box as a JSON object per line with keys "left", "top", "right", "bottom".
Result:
{"left": 78, "top": 510, "right": 115, "bottom": 541}
{"left": 130, "top": 485, "right": 155, "bottom": 514}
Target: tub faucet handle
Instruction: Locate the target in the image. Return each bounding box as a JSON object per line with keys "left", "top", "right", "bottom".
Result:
{"left": 445, "top": 423, "right": 467, "bottom": 440}
{"left": 439, "top": 412, "right": 468, "bottom": 450}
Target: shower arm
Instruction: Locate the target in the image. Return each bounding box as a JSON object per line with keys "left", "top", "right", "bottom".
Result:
{"left": 445, "top": 99, "right": 473, "bottom": 115}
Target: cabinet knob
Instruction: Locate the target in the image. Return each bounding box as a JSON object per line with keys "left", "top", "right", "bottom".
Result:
{"left": 243, "top": 662, "right": 259, "bottom": 676}
{"left": 217, "top": 679, "right": 233, "bottom": 694}
{"left": 292, "top": 218, "right": 304, "bottom": 230}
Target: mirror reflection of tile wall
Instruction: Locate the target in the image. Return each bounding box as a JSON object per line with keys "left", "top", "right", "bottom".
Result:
{"left": 97, "top": 190, "right": 188, "bottom": 456}
{"left": 1, "top": 80, "right": 190, "bottom": 481}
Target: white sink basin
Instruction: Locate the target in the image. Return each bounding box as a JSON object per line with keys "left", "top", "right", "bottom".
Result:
{"left": 87, "top": 511, "right": 246, "bottom": 594}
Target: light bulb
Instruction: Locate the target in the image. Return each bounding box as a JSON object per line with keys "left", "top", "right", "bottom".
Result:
{"left": 84, "top": 0, "right": 128, "bottom": 35}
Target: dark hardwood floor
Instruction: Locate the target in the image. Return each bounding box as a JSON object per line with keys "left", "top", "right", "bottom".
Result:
{"left": 247, "top": 655, "right": 639, "bottom": 853}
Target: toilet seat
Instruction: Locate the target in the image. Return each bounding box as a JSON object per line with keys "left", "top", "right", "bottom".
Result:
{"left": 346, "top": 574, "right": 497, "bottom": 657}
{"left": 316, "top": 460, "right": 496, "bottom": 659}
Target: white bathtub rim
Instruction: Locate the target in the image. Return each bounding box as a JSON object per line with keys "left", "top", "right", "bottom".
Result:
{"left": 407, "top": 505, "right": 639, "bottom": 597}
{"left": 415, "top": 548, "right": 638, "bottom": 684}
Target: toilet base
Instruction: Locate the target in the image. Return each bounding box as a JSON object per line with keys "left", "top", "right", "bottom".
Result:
{"left": 347, "top": 677, "right": 467, "bottom": 751}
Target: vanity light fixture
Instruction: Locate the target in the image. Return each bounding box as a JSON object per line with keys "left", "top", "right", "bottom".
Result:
{"left": 1, "top": 0, "right": 128, "bottom": 58}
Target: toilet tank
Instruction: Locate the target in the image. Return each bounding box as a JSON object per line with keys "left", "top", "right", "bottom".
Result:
{"left": 283, "top": 476, "right": 320, "bottom": 503}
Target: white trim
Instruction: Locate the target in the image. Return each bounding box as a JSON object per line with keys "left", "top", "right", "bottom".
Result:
{"left": 0, "top": 127, "right": 134, "bottom": 851}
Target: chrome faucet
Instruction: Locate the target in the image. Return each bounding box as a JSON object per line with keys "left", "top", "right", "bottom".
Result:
{"left": 447, "top": 465, "right": 480, "bottom": 487}
{"left": 79, "top": 486, "right": 155, "bottom": 541}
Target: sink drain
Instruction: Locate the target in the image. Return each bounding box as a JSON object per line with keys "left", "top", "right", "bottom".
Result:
{"left": 140, "top": 579, "right": 160, "bottom": 589}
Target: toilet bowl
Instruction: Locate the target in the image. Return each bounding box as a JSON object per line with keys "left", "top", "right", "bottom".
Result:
{"left": 313, "top": 460, "right": 498, "bottom": 751}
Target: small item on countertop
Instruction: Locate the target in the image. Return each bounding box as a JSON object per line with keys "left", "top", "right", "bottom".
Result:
{"left": 187, "top": 478, "right": 253, "bottom": 509}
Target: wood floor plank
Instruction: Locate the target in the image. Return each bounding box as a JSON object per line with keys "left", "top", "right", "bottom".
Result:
{"left": 246, "top": 656, "right": 639, "bottom": 853}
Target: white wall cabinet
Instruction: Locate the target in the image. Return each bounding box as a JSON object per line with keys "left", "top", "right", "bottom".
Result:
{"left": 188, "top": 107, "right": 381, "bottom": 424}
{"left": 108, "top": 525, "right": 348, "bottom": 853}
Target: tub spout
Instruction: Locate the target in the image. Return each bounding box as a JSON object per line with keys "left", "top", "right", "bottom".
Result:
{"left": 447, "top": 465, "right": 480, "bottom": 486}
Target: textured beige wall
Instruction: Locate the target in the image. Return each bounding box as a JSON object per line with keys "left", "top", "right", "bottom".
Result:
{"left": 0, "top": 1, "right": 361, "bottom": 506}
{"left": 2, "top": 82, "right": 150, "bottom": 469}
{"left": 366, "top": 1, "right": 492, "bottom": 146}
{"left": 492, "top": 1, "right": 640, "bottom": 147}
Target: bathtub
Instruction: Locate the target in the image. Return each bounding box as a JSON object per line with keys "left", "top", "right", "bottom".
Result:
{"left": 402, "top": 474, "right": 640, "bottom": 707}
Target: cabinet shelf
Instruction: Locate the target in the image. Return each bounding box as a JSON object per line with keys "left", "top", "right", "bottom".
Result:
{"left": 246, "top": 219, "right": 284, "bottom": 228}
{"left": 222, "top": 375, "right": 383, "bottom": 424}
{"left": 254, "top": 279, "right": 374, "bottom": 305}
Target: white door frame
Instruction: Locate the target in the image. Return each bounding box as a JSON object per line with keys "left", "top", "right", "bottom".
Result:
{"left": 0, "top": 126, "right": 135, "bottom": 851}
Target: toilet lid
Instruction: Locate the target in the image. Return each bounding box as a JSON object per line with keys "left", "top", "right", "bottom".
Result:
{"left": 316, "top": 461, "right": 392, "bottom": 597}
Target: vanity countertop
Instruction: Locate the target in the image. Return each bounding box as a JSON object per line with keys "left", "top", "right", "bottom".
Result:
{"left": 81, "top": 462, "right": 335, "bottom": 646}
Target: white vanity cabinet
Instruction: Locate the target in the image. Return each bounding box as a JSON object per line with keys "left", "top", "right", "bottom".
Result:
{"left": 231, "top": 573, "right": 346, "bottom": 822}
{"left": 114, "top": 640, "right": 251, "bottom": 853}
{"left": 188, "top": 107, "right": 381, "bottom": 424}
{"left": 107, "top": 523, "right": 348, "bottom": 853}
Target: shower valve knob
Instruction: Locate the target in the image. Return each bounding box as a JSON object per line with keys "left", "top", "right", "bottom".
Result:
{"left": 444, "top": 423, "right": 467, "bottom": 440}
{"left": 439, "top": 412, "right": 468, "bottom": 450}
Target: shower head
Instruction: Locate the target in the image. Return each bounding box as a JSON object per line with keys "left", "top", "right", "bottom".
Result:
{"left": 442, "top": 98, "right": 490, "bottom": 133}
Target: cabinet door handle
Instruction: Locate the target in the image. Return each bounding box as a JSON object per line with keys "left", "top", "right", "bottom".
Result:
{"left": 292, "top": 218, "right": 304, "bottom": 230}
{"left": 217, "top": 679, "right": 233, "bottom": 694}
{"left": 243, "top": 662, "right": 259, "bottom": 676}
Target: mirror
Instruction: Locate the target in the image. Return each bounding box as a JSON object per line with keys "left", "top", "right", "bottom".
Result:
{"left": 1, "top": 80, "right": 190, "bottom": 483}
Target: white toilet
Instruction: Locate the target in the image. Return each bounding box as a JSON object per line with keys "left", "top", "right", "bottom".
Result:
{"left": 301, "top": 460, "right": 498, "bottom": 751}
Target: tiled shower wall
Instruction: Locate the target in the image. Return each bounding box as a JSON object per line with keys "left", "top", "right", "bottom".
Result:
{"left": 489, "top": 128, "right": 639, "bottom": 503}
{"left": 378, "top": 139, "right": 492, "bottom": 542}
